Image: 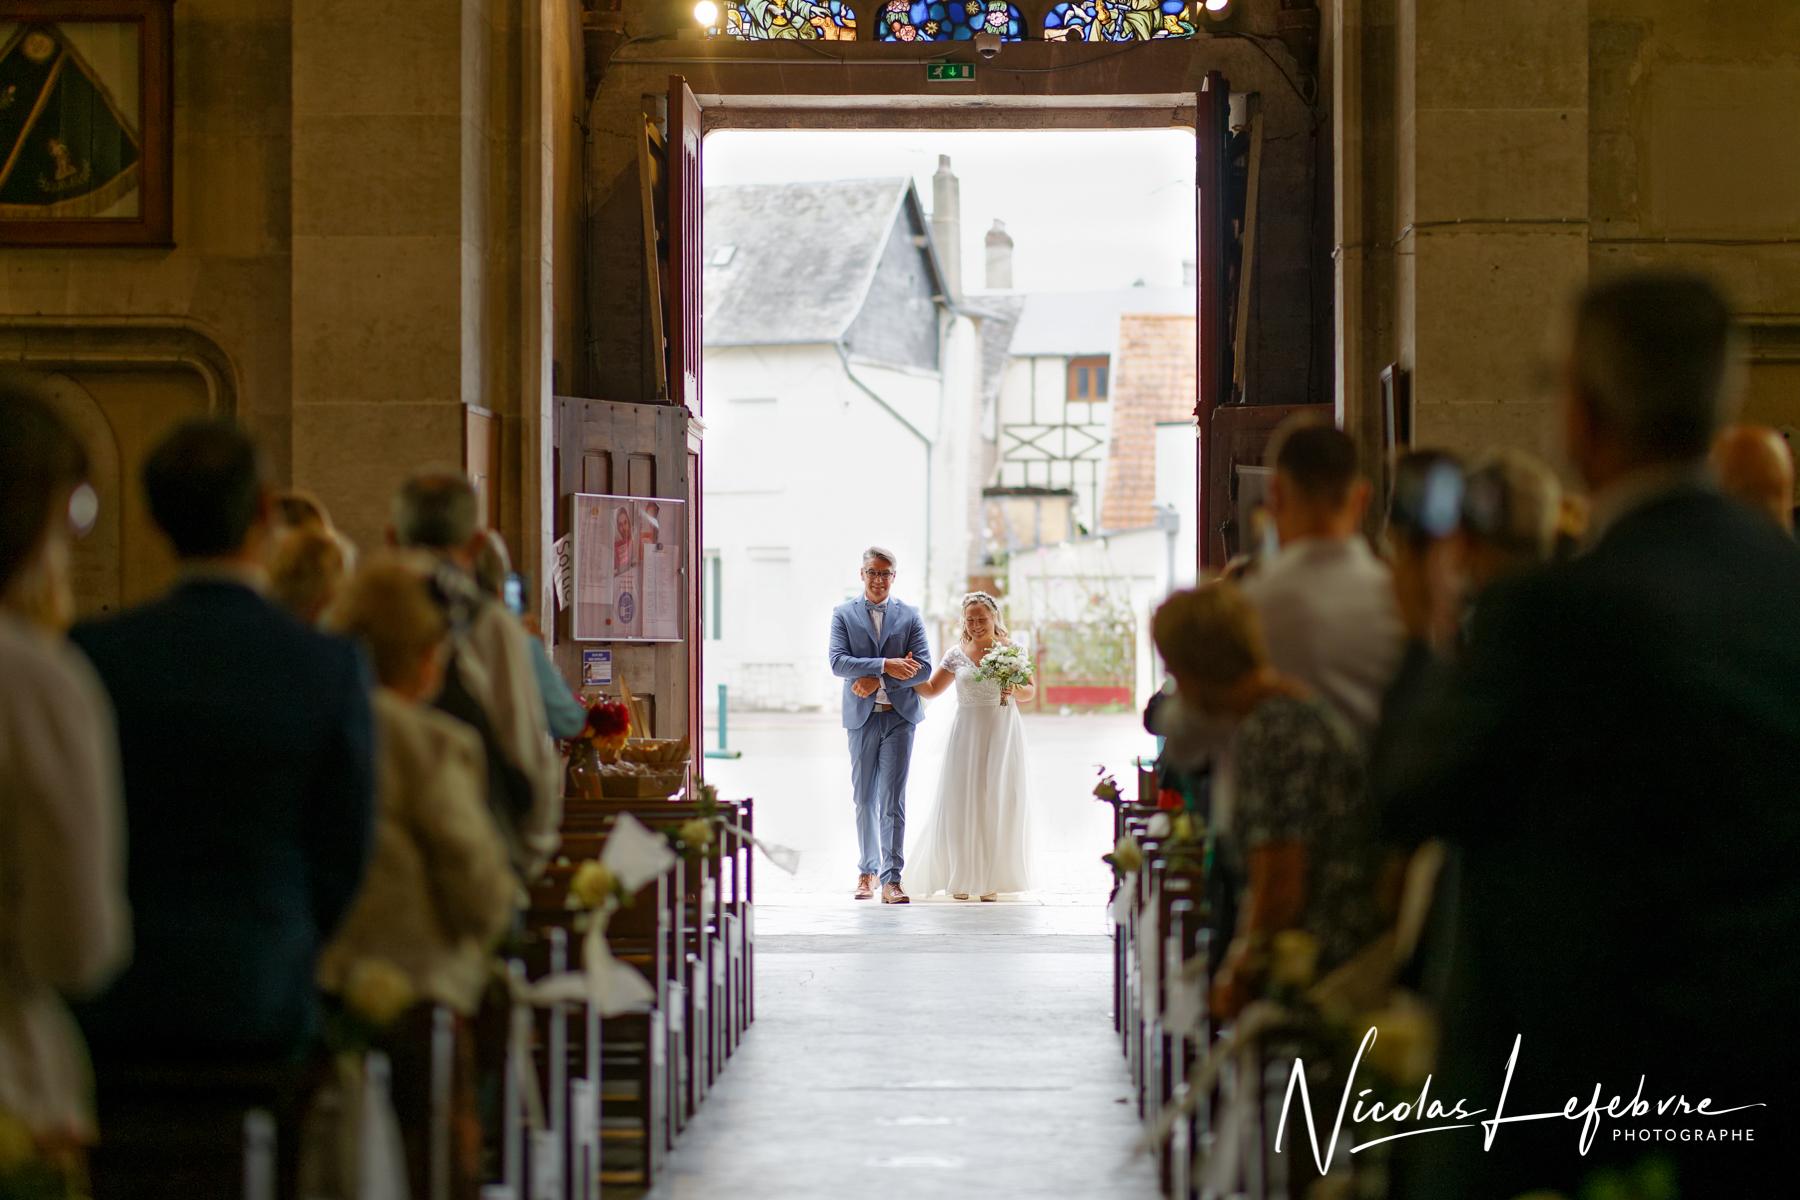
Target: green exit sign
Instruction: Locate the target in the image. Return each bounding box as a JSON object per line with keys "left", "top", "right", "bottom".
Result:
{"left": 926, "top": 63, "right": 975, "bottom": 82}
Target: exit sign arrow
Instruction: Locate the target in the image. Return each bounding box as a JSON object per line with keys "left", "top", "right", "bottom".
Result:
{"left": 926, "top": 63, "right": 975, "bottom": 81}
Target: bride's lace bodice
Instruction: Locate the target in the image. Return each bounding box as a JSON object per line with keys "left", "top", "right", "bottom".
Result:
{"left": 943, "top": 644, "right": 1004, "bottom": 708}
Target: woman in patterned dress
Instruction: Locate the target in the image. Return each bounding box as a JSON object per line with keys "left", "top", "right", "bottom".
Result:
{"left": 1151, "top": 582, "right": 1391, "bottom": 1019}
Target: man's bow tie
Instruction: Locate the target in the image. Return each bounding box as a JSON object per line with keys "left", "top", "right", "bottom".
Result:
{"left": 867, "top": 601, "right": 888, "bottom": 613}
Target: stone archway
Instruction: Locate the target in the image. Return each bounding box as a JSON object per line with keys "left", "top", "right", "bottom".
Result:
{"left": 0, "top": 320, "right": 237, "bottom": 615}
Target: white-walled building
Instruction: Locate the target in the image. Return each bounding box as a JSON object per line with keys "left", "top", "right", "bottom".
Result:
{"left": 701, "top": 176, "right": 982, "bottom": 710}
{"left": 984, "top": 286, "right": 1196, "bottom": 545}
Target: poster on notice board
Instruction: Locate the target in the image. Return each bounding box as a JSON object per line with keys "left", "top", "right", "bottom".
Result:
{"left": 571, "top": 494, "right": 684, "bottom": 643}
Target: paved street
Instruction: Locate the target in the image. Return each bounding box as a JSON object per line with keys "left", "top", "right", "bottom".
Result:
{"left": 700, "top": 707, "right": 1155, "bottom": 901}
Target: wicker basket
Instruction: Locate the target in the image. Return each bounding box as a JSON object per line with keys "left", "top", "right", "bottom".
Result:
{"left": 598, "top": 768, "right": 686, "bottom": 798}
{"left": 619, "top": 736, "right": 689, "bottom": 765}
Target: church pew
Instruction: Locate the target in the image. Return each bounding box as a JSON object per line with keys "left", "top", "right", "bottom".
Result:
{"left": 503, "top": 793, "right": 756, "bottom": 1194}
{"left": 521, "top": 830, "right": 678, "bottom": 1193}
{"left": 560, "top": 795, "right": 756, "bottom": 1101}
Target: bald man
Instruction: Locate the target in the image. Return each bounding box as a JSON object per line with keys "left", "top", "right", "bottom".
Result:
{"left": 1710, "top": 424, "right": 1795, "bottom": 531}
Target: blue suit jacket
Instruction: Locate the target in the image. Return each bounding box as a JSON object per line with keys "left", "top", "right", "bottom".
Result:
{"left": 828, "top": 596, "right": 932, "bottom": 729}
{"left": 70, "top": 579, "right": 377, "bottom": 1059}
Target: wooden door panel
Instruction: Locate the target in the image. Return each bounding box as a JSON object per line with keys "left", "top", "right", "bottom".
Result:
{"left": 668, "top": 76, "right": 702, "bottom": 417}
{"left": 554, "top": 398, "right": 693, "bottom": 747}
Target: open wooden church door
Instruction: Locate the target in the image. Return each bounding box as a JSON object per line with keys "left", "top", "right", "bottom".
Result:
{"left": 669, "top": 76, "right": 705, "bottom": 784}
{"left": 552, "top": 76, "right": 704, "bottom": 790}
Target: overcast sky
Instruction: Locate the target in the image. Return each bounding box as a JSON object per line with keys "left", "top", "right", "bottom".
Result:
{"left": 704, "top": 129, "right": 1198, "bottom": 295}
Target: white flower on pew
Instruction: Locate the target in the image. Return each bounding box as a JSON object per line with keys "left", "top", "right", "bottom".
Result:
{"left": 1269, "top": 930, "right": 1320, "bottom": 990}
{"left": 343, "top": 957, "right": 416, "bottom": 1029}
{"left": 1105, "top": 833, "right": 1144, "bottom": 876}
{"left": 678, "top": 818, "right": 715, "bottom": 848}
{"left": 1362, "top": 996, "right": 1438, "bottom": 1088}
{"left": 568, "top": 859, "right": 621, "bottom": 912}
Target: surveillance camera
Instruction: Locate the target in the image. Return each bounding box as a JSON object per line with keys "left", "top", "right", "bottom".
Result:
{"left": 975, "top": 32, "right": 1001, "bottom": 59}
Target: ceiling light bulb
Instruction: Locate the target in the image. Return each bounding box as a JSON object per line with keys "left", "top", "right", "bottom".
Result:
{"left": 1204, "top": 0, "right": 1231, "bottom": 11}
{"left": 695, "top": 0, "right": 719, "bottom": 25}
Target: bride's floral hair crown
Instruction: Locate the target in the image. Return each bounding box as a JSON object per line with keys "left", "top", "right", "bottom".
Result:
{"left": 958, "top": 590, "right": 1008, "bottom": 638}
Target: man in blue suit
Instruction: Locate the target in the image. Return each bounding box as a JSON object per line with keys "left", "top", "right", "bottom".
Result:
{"left": 828, "top": 546, "right": 931, "bottom": 903}
{"left": 70, "top": 420, "right": 376, "bottom": 1192}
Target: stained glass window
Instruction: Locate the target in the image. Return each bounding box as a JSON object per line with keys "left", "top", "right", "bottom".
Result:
{"left": 1043, "top": 0, "right": 1194, "bottom": 41}
{"left": 723, "top": 0, "right": 856, "bottom": 40}
{"left": 877, "top": 0, "right": 1025, "bottom": 42}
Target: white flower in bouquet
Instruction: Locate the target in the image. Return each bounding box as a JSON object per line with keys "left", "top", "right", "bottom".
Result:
{"left": 974, "top": 642, "right": 1034, "bottom": 705}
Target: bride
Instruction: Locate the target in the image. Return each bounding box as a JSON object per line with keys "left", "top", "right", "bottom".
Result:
{"left": 905, "top": 592, "right": 1037, "bottom": 901}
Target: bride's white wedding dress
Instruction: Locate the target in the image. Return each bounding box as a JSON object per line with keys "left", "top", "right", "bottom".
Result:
{"left": 906, "top": 643, "right": 1034, "bottom": 897}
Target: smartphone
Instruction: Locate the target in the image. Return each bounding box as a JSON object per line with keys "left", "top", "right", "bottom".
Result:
{"left": 1389, "top": 451, "right": 1464, "bottom": 544}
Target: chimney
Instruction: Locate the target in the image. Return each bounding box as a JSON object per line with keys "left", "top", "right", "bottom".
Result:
{"left": 984, "top": 219, "right": 1014, "bottom": 291}
{"left": 931, "top": 154, "right": 962, "bottom": 302}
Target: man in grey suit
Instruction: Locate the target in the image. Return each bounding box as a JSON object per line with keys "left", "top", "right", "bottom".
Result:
{"left": 828, "top": 546, "right": 932, "bottom": 903}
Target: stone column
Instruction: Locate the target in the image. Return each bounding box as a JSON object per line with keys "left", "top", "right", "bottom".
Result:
{"left": 1396, "top": 0, "right": 1588, "bottom": 464}
{"left": 290, "top": 0, "right": 494, "bottom": 552}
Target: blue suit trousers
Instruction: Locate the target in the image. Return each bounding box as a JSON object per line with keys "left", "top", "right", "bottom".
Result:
{"left": 846, "top": 707, "right": 915, "bottom": 883}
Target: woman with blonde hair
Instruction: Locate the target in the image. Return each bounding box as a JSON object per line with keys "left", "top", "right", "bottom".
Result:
{"left": 319, "top": 556, "right": 516, "bottom": 1197}
{"left": 904, "top": 591, "right": 1037, "bottom": 901}
{"left": 268, "top": 526, "right": 350, "bottom": 626}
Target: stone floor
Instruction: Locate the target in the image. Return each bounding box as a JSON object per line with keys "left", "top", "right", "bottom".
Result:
{"left": 644, "top": 898, "right": 1161, "bottom": 1200}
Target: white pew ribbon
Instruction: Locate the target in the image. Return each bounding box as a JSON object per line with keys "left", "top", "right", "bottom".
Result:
{"left": 715, "top": 818, "right": 801, "bottom": 875}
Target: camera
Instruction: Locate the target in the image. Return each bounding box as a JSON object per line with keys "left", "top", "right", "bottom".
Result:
{"left": 1389, "top": 451, "right": 1464, "bottom": 546}
{"left": 975, "top": 32, "right": 1001, "bottom": 59}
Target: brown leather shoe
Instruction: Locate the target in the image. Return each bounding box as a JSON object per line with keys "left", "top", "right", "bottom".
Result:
{"left": 854, "top": 873, "right": 876, "bottom": 900}
{"left": 881, "top": 881, "right": 910, "bottom": 904}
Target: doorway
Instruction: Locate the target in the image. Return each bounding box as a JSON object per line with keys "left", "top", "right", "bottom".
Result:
{"left": 692, "top": 125, "right": 1196, "bottom": 899}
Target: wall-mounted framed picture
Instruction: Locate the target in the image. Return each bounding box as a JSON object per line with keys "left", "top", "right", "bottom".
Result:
{"left": 0, "top": 0, "right": 172, "bottom": 247}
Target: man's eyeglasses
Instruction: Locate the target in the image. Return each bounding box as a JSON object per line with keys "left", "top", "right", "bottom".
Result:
{"left": 863, "top": 569, "right": 896, "bottom": 580}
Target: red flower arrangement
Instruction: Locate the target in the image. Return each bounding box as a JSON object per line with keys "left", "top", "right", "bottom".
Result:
{"left": 582, "top": 697, "right": 631, "bottom": 741}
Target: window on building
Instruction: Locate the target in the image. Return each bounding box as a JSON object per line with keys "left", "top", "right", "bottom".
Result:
{"left": 1044, "top": 0, "right": 1193, "bottom": 40}
{"left": 877, "top": 0, "right": 1024, "bottom": 41}
{"left": 704, "top": 550, "right": 723, "bottom": 640}
{"left": 1069, "top": 356, "right": 1110, "bottom": 402}
{"left": 723, "top": 0, "right": 855, "bottom": 40}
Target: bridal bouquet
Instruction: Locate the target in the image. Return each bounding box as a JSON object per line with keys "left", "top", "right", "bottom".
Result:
{"left": 974, "top": 642, "right": 1034, "bottom": 706}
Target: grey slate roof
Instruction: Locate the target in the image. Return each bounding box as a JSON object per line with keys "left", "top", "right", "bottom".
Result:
{"left": 704, "top": 178, "right": 946, "bottom": 347}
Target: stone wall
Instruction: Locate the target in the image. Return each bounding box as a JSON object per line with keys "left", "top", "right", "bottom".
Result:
{"left": 0, "top": 1, "right": 585, "bottom": 620}
{"left": 0, "top": 0, "right": 292, "bottom": 466}
{"left": 1333, "top": 0, "right": 1800, "bottom": 475}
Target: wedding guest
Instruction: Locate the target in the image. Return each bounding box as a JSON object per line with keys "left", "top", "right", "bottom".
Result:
{"left": 1457, "top": 449, "right": 1562, "bottom": 595}
{"left": 390, "top": 473, "right": 562, "bottom": 876}
{"left": 1377, "top": 272, "right": 1800, "bottom": 1198}
{"left": 268, "top": 525, "right": 349, "bottom": 626}
{"left": 319, "top": 557, "right": 516, "bottom": 1199}
{"left": 1151, "top": 584, "right": 1387, "bottom": 1017}
{"left": 273, "top": 488, "right": 331, "bottom": 533}
{"left": 471, "top": 528, "right": 586, "bottom": 740}
{"left": 0, "top": 390, "right": 130, "bottom": 1185}
{"left": 69, "top": 419, "right": 377, "bottom": 1193}
{"left": 1710, "top": 423, "right": 1794, "bottom": 531}
{"left": 1242, "top": 416, "right": 1404, "bottom": 739}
